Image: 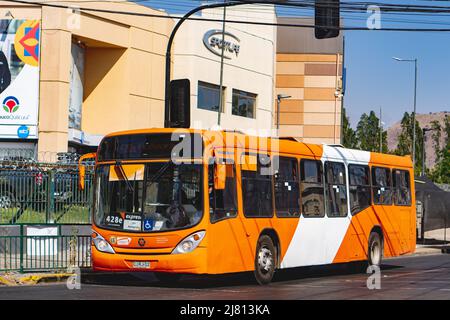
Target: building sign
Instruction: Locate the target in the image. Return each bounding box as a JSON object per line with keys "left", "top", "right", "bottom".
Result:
{"left": 203, "top": 29, "right": 240, "bottom": 59}
{"left": 0, "top": 20, "right": 40, "bottom": 139}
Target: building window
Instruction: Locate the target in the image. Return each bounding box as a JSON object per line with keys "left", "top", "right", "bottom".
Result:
{"left": 372, "top": 167, "right": 393, "bottom": 205}
{"left": 274, "top": 157, "right": 300, "bottom": 217}
{"left": 300, "top": 159, "right": 325, "bottom": 217}
{"left": 393, "top": 169, "right": 412, "bottom": 206}
{"left": 232, "top": 89, "right": 256, "bottom": 118}
{"left": 241, "top": 154, "right": 273, "bottom": 218}
{"left": 208, "top": 163, "right": 238, "bottom": 223}
{"left": 197, "top": 81, "right": 225, "bottom": 112}
{"left": 349, "top": 164, "right": 372, "bottom": 215}
{"left": 325, "top": 162, "right": 348, "bottom": 217}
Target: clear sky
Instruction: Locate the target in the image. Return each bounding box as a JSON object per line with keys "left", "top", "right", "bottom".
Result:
{"left": 137, "top": 0, "right": 450, "bottom": 128}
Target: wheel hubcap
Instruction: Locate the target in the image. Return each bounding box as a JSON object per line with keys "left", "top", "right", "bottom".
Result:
{"left": 371, "top": 241, "right": 381, "bottom": 265}
{"left": 258, "top": 246, "right": 273, "bottom": 274}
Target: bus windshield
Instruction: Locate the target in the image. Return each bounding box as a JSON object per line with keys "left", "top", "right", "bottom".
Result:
{"left": 94, "top": 162, "right": 203, "bottom": 233}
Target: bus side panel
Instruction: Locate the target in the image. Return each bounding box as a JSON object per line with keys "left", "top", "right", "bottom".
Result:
{"left": 333, "top": 202, "right": 416, "bottom": 263}
{"left": 207, "top": 218, "right": 255, "bottom": 274}
{"left": 373, "top": 204, "right": 402, "bottom": 257}
{"left": 332, "top": 211, "right": 369, "bottom": 263}
{"left": 271, "top": 217, "right": 303, "bottom": 264}
{"left": 280, "top": 216, "right": 352, "bottom": 268}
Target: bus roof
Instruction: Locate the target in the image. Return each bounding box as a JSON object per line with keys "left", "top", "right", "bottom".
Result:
{"left": 101, "top": 128, "right": 413, "bottom": 169}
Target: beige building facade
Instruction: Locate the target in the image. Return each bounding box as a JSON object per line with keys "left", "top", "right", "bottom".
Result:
{"left": 172, "top": 5, "right": 277, "bottom": 135}
{"left": 276, "top": 17, "right": 344, "bottom": 144}
{"left": 0, "top": 0, "right": 173, "bottom": 161}
{"left": 0, "top": 3, "right": 345, "bottom": 162}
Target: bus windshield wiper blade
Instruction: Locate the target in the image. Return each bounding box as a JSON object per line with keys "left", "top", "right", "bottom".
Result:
{"left": 115, "top": 160, "right": 134, "bottom": 193}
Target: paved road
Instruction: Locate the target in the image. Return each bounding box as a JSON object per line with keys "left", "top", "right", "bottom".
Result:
{"left": 0, "top": 253, "right": 449, "bottom": 300}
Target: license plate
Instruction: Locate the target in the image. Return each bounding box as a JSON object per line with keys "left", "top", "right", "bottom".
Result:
{"left": 132, "top": 261, "right": 151, "bottom": 269}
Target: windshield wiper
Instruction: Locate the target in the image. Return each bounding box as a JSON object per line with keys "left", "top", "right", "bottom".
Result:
{"left": 115, "top": 160, "right": 134, "bottom": 193}
{"left": 146, "top": 162, "right": 171, "bottom": 188}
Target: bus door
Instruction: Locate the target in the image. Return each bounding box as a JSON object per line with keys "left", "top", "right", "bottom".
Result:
{"left": 207, "top": 152, "right": 254, "bottom": 273}
{"left": 393, "top": 169, "right": 414, "bottom": 253}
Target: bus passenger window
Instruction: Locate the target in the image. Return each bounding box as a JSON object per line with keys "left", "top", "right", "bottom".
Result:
{"left": 393, "top": 169, "right": 412, "bottom": 206}
{"left": 274, "top": 157, "right": 300, "bottom": 217}
{"left": 372, "top": 167, "right": 393, "bottom": 205}
{"left": 208, "top": 164, "right": 238, "bottom": 222}
{"left": 349, "top": 164, "right": 371, "bottom": 215}
{"left": 241, "top": 154, "right": 274, "bottom": 218}
{"left": 325, "top": 162, "right": 348, "bottom": 217}
{"left": 300, "top": 159, "right": 325, "bottom": 217}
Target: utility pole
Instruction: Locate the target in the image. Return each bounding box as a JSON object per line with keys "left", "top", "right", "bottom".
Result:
{"left": 379, "top": 107, "right": 382, "bottom": 153}
{"left": 217, "top": 4, "right": 227, "bottom": 126}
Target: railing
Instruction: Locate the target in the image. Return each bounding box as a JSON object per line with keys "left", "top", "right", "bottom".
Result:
{"left": 0, "top": 228, "right": 91, "bottom": 272}
{"left": 0, "top": 164, "right": 93, "bottom": 225}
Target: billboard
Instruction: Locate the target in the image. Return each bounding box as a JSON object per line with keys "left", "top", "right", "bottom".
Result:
{"left": 0, "top": 19, "right": 40, "bottom": 139}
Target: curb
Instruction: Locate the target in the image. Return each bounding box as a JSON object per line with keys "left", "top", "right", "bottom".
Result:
{"left": 0, "top": 275, "right": 17, "bottom": 286}
{"left": 19, "top": 273, "right": 73, "bottom": 285}
{"left": 413, "top": 247, "right": 444, "bottom": 256}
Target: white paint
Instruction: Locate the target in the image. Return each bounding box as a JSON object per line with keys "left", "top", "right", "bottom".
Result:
{"left": 26, "top": 226, "right": 58, "bottom": 256}
{"left": 281, "top": 216, "right": 351, "bottom": 267}
{"left": 281, "top": 145, "right": 371, "bottom": 268}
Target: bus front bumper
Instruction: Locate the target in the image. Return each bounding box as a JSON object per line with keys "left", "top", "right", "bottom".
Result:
{"left": 91, "top": 245, "right": 208, "bottom": 274}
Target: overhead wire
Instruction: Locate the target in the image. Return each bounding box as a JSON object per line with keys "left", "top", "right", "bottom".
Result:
{"left": 6, "top": 0, "right": 450, "bottom": 31}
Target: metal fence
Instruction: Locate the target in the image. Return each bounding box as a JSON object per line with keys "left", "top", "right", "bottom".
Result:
{"left": 0, "top": 163, "right": 93, "bottom": 225}
{"left": 0, "top": 226, "right": 91, "bottom": 272}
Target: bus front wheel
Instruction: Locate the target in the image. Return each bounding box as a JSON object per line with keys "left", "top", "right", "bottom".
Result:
{"left": 254, "top": 235, "right": 277, "bottom": 285}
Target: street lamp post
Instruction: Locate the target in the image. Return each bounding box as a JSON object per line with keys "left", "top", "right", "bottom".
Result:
{"left": 276, "top": 94, "right": 291, "bottom": 135}
{"left": 392, "top": 57, "right": 418, "bottom": 168}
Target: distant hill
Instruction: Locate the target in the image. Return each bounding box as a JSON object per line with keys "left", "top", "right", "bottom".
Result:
{"left": 387, "top": 111, "right": 449, "bottom": 169}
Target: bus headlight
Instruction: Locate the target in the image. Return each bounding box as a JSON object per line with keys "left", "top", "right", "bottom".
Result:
{"left": 92, "top": 232, "right": 115, "bottom": 254}
{"left": 172, "top": 231, "right": 205, "bottom": 254}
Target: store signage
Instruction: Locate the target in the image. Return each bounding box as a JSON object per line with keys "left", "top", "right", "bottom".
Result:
{"left": 203, "top": 29, "right": 240, "bottom": 59}
{"left": 0, "top": 19, "right": 40, "bottom": 139}
{"left": 17, "top": 125, "right": 30, "bottom": 139}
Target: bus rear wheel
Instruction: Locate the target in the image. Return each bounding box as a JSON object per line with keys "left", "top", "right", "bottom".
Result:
{"left": 368, "top": 232, "right": 383, "bottom": 267}
{"left": 254, "top": 235, "right": 277, "bottom": 285}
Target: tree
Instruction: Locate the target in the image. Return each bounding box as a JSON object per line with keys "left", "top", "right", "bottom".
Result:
{"left": 355, "top": 110, "right": 388, "bottom": 152}
{"left": 430, "top": 120, "right": 442, "bottom": 162}
{"left": 342, "top": 107, "right": 357, "bottom": 148}
{"left": 395, "top": 112, "right": 424, "bottom": 174}
{"left": 432, "top": 114, "right": 450, "bottom": 183}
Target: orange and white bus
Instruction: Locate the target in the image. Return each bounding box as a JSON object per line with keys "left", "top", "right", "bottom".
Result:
{"left": 80, "top": 128, "right": 416, "bottom": 285}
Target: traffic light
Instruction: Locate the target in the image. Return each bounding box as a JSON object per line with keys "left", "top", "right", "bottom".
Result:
{"left": 169, "top": 79, "right": 191, "bottom": 128}
{"left": 315, "top": 0, "right": 340, "bottom": 39}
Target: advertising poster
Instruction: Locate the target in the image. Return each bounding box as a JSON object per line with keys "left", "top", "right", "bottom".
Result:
{"left": 0, "top": 19, "right": 40, "bottom": 139}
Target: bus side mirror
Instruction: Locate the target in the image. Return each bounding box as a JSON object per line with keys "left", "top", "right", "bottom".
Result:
{"left": 214, "top": 163, "right": 226, "bottom": 190}
{"left": 78, "top": 152, "right": 96, "bottom": 190}
{"left": 315, "top": 0, "right": 340, "bottom": 39}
